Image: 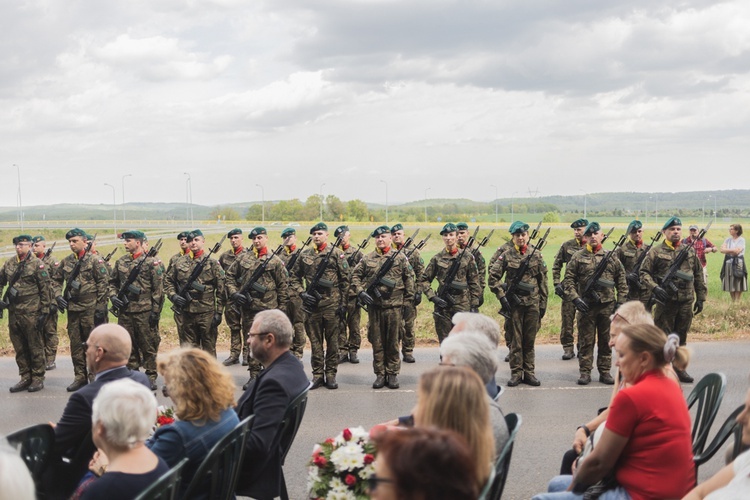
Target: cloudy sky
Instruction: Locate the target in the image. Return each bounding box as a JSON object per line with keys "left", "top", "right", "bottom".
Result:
{"left": 2, "top": 0, "right": 749, "bottom": 208}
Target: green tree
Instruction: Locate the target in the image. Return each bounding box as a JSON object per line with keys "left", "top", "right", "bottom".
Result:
{"left": 210, "top": 206, "right": 240, "bottom": 221}
{"left": 326, "top": 195, "right": 346, "bottom": 221}
{"left": 347, "top": 199, "right": 369, "bottom": 221}
{"left": 542, "top": 211, "right": 560, "bottom": 223}
{"left": 304, "top": 195, "right": 323, "bottom": 221}
{"left": 245, "top": 204, "right": 262, "bottom": 221}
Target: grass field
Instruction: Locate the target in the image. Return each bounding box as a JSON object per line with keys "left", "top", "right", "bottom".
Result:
{"left": 1, "top": 223, "right": 746, "bottom": 354}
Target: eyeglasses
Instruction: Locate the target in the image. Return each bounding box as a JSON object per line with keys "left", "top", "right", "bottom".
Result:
{"left": 82, "top": 342, "right": 107, "bottom": 353}
{"left": 438, "top": 362, "right": 456, "bottom": 366}
{"left": 247, "top": 332, "right": 270, "bottom": 337}
{"left": 367, "top": 474, "right": 394, "bottom": 492}
{"left": 609, "top": 312, "right": 630, "bottom": 324}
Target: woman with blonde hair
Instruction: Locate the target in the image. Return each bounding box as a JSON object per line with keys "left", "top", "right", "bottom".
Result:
{"left": 414, "top": 366, "right": 495, "bottom": 490}
{"left": 147, "top": 348, "right": 239, "bottom": 498}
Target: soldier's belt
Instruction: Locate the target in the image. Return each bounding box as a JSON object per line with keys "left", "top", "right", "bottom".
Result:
{"left": 249, "top": 282, "right": 268, "bottom": 294}
{"left": 595, "top": 278, "right": 615, "bottom": 289}
{"left": 674, "top": 270, "right": 694, "bottom": 282}
{"left": 515, "top": 281, "right": 536, "bottom": 295}
{"left": 448, "top": 281, "right": 468, "bottom": 291}
{"left": 71, "top": 293, "right": 96, "bottom": 302}
{"left": 191, "top": 282, "right": 207, "bottom": 292}
{"left": 317, "top": 278, "right": 334, "bottom": 289}
{"left": 378, "top": 277, "right": 396, "bottom": 289}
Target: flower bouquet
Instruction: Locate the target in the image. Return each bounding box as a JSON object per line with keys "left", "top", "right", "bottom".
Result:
{"left": 149, "top": 405, "right": 175, "bottom": 436}
{"left": 307, "top": 426, "right": 377, "bottom": 499}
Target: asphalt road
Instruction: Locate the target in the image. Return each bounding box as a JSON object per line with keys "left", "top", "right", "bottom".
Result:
{"left": 1, "top": 341, "right": 748, "bottom": 499}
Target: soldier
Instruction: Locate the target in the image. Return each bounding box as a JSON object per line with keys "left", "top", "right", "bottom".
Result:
{"left": 32, "top": 235, "right": 59, "bottom": 370}
{"left": 278, "top": 227, "right": 307, "bottom": 358}
{"left": 352, "top": 226, "right": 415, "bottom": 389}
{"left": 563, "top": 222, "right": 628, "bottom": 386}
{"left": 52, "top": 228, "right": 109, "bottom": 391}
{"left": 226, "top": 227, "right": 289, "bottom": 386}
{"left": 420, "top": 223, "right": 481, "bottom": 343}
{"left": 639, "top": 216, "right": 706, "bottom": 383}
{"left": 218, "top": 228, "right": 247, "bottom": 366}
{"left": 614, "top": 220, "right": 647, "bottom": 303}
{"left": 334, "top": 225, "right": 363, "bottom": 364}
{"left": 457, "top": 222, "right": 486, "bottom": 305}
{"left": 0, "top": 235, "right": 51, "bottom": 392}
{"left": 87, "top": 234, "right": 112, "bottom": 326}
{"left": 489, "top": 238, "right": 515, "bottom": 360}
{"left": 164, "top": 230, "right": 226, "bottom": 356}
{"left": 392, "top": 223, "right": 424, "bottom": 363}
{"left": 166, "top": 231, "right": 190, "bottom": 342}
{"left": 552, "top": 218, "right": 588, "bottom": 360}
{"left": 143, "top": 236, "right": 165, "bottom": 360}
{"left": 488, "top": 221, "right": 548, "bottom": 387}
{"left": 289, "top": 222, "right": 349, "bottom": 390}
{"left": 108, "top": 230, "right": 163, "bottom": 390}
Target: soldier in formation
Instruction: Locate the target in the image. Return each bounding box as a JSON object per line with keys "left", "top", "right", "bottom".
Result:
{"left": 613, "top": 220, "right": 648, "bottom": 303}
{"left": 334, "top": 225, "right": 363, "bottom": 364}
{"left": 218, "top": 228, "right": 247, "bottom": 366}
{"left": 489, "top": 237, "right": 515, "bottom": 359}
{"left": 391, "top": 223, "right": 423, "bottom": 363}
{"left": 32, "top": 235, "right": 59, "bottom": 370}
{"left": 552, "top": 219, "right": 588, "bottom": 360}
{"left": 457, "top": 222, "right": 486, "bottom": 305}
{"left": 278, "top": 227, "right": 307, "bottom": 358}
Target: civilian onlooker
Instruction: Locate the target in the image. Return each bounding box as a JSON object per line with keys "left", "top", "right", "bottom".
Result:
{"left": 0, "top": 437, "right": 35, "bottom": 500}
{"left": 720, "top": 224, "right": 747, "bottom": 302}
{"left": 683, "top": 224, "right": 717, "bottom": 283}
{"left": 450, "top": 312, "right": 503, "bottom": 396}
{"left": 370, "top": 426, "right": 479, "bottom": 500}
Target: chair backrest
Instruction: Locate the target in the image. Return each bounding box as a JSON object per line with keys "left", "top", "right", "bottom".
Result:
{"left": 686, "top": 373, "right": 726, "bottom": 455}
{"left": 479, "top": 412, "right": 522, "bottom": 500}
{"left": 275, "top": 387, "right": 310, "bottom": 466}
{"left": 6, "top": 423, "right": 56, "bottom": 489}
{"left": 693, "top": 403, "right": 745, "bottom": 473}
{"left": 181, "top": 416, "right": 253, "bottom": 500}
{"left": 135, "top": 458, "right": 189, "bottom": 500}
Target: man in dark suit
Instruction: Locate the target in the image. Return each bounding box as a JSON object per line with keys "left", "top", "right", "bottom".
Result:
{"left": 43, "top": 323, "right": 150, "bottom": 498}
{"left": 236, "top": 309, "right": 309, "bottom": 500}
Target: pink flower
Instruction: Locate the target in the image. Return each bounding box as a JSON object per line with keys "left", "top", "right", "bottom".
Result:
{"left": 363, "top": 453, "right": 374, "bottom": 465}
{"left": 313, "top": 456, "right": 328, "bottom": 468}
{"left": 345, "top": 474, "right": 357, "bottom": 486}
{"left": 342, "top": 428, "right": 352, "bottom": 441}
{"left": 325, "top": 438, "right": 335, "bottom": 445}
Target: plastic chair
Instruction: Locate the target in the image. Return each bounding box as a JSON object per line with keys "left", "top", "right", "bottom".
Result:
{"left": 686, "top": 372, "right": 726, "bottom": 456}
{"left": 135, "top": 457, "right": 188, "bottom": 500}
{"left": 693, "top": 403, "right": 745, "bottom": 477}
{"left": 274, "top": 387, "right": 310, "bottom": 500}
{"left": 478, "top": 413, "right": 522, "bottom": 500}
{"left": 5, "top": 423, "right": 56, "bottom": 489}
{"left": 181, "top": 415, "right": 253, "bottom": 500}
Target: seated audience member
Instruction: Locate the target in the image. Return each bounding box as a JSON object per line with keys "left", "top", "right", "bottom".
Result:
{"left": 440, "top": 331, "right": 509, "bottom": 454}
{"left": 534, "top": 324, "right": 695, "bottom": 499}
{"left": 414, "top": 366, "right": 495, "bottom": 490}
{"left": 450, "top": 311, "right": 502, "bottom": 346}
{"left": 235, "top": 309, "right": 310, "bottom": 500}
{"left": 44, "top": 324, "right": 150, "bottom": 498}
{"left": 370, "top": 426, "right": 478, "bottom": 500}
{"left": 147, "top": 348, "right": 239, "bottom": 498}
{"left": 684, "top": 381, "right": 750, "bottom": 499}
{"left": 0, "top": 437, "right": 35, "bottom": 500}
{"left": 77, "top": 379, "right": 168, "bottom": 500}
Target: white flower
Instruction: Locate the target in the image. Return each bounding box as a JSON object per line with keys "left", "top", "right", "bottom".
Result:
{"left": 330, "top": 442, "right": 366, "bottom": 471}
{"left": 306, "top": 466, "right": 320, "bottom": 491}
{"left": 358, "top": 463, "right": 375, "bottom": 480}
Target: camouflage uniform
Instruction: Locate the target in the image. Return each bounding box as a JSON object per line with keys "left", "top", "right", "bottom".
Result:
{"left": 352, "top": 247, "right": 415, "bottom": 383}
{"left": 563, "top": 246, "right": 628, "bottom": 381}
{"left": 279, "top": 245, "right": 307, "bottom": 358}
{"left": 639, "top": 241, "right": 707, "bottom": 345}
{"left": 109, "top": 251, "right": 164, "bottom": 385}
{"left": 38, "top": 251, "right": 59, "bottom": 367}
{"left": 165, "top": 250, "right": 188, "bottom": 342}
{"left": 614, "top": 239, "right": 648, "bottom": 303}
{"left": 420, "top": 248, "right": 481, "bottom": 343}
{"left": 338, "top": 243, "right": 364, "bottom": 360}
{"left": 164, "top": 252, "right": 225, "bottom": 356}
{"left": 1, "top": 254, "right": 51, "bottom": 386}
{"left": 289, "top": 244, "right": 349, "bottom": 383}
{"left": 218, "top": 247, "right": 248, "bottom": 362}
{"left": 92, "top": 250, "right": 114, "bottom": 325}
{"left": 226, "top": 247, "right": 289, "bottom": 379}
{"left": 552, "top": 238, "right": 585, "bottom": 355}
{"left": 488, "top": 244, "right": 548, "bottom": 382}
{"left": 489, "top": 240, "right": 514, "bottom": 350}
{"left": 398, "top": 243, "right": 424, "bottom": 358}
{"left": 53, "top": 251, "right": 110, "bottom": 383}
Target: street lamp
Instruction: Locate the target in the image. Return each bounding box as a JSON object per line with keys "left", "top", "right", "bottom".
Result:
{"left": 511, "top": 191, "right": 518, "bottom": 221}
{"left": 256, "top": 183, "right": 265, "bottom": 223}
{"left": 121, "top": 173, "right": 132, "bottom": 223}
{"left": 580, "top": 190, "right": 588, "bottom": 220}
{"left": 184, "top": 172, "right": 193, "bottom": 226}
{"left": 14, "top": 164, "right": 23, "bottom": 231}
{"left": 424, "top": 187, "right": 431, "bottom": 223}
{"left": 319, "top": 183, "right": 326, "bottom": 221}
{"left": 380, "top": 180, "right": 388, "bottom": 224}
{"left": 104, "top": 183, "right": 117, "bottom": 237}
{"left": 490, "top": 184, "right": 498, "bottom": 224}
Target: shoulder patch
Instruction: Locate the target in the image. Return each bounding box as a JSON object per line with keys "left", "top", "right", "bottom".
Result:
{"left": 39, "top": 263, "right": 45, "bottom": 269}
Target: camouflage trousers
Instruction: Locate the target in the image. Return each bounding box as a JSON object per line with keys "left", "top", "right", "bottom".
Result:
{"left": 400, "top": 303, "right": 417, "bottom": 355}
{"left": 44, "top": 310, "right": 59, "bottom": 364}
{"left": 338, "top": 298, "right": 361, "bottom": 355}
{"left": 432, "top": 304, "right": 466, "bottom": 343}
{"left": 503, "top": 317, "right": 511, "bottom": 349}
{"left": 286, "top": 295, "right": 307, "bottom": 359}
{"left": 508, "top": 304, "right": 540, "bottom": 378}
{"left": 369, "top": 306, "right": 402, "bottom": 377}
{"left": 180, "top": 310, "right": 217, "bottom": 357}
{"left": 306, "top": 306, "right": 340, "bottom": 379}
{"left": 654, "top": 299, "right": 693, "bottom": 346}
{"left": 240, "top": 308, "right": 265, "bottom": 379}
{"left": 576, "top": 302, "right": 614, "bottom": 376}
{"left": 9, "top": 310, "right": 46, "bottom": 382}
{"left": 67, "top": 309, "right": 95, "bottom": 382}
{"left": 120, "top": 311, "right": 159, "bottom": 381}
{"left": 225, "top": 305, "right": 247, "bottom": 361}
{"left": 559, "top": 299, "right": 577, "bottom": 350}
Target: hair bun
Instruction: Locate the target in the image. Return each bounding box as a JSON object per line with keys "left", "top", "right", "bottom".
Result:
{"left": 663, "top": 333, "right": 679, "bottom": 363}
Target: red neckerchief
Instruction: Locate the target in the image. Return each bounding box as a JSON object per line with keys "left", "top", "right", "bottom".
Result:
{"left": 132, "top": 251, "right": 143, "bottom": 260}
{"left": 77, "top": 250, "right": 86, "bottom": 259}
{"left": 35, "top": 253, "right": 45, "bottom": 260}
{"left": 518, "top": 245, "right": 527, "bottom": 255}
{"left": 286, "top": 245, "right": 296, "bottom": 254}
{"left": 316, "top": 243, "right": 327, "bottom": 253}
{"left": 446, "top": 247, "right": 458, "bottom": 256}
{"left": 634, "top": 240, "right": 643, "bottom": 248}
{"left": 254, "top": 246, "right": 268, "bottom": 257}
{"left": 577, "top": 238, "right": 584, "bottom": 247}
{"left": 378, "top": 246, "right": 391, "bottom": 255}
{"left": 234, "top": 246, "right": 244, "bottom": 255}
{"left": 396, "top": 243, "right": 404, "bottom": 250}
{"left": 341, "top": 243, "right": 350, "bottom": 251}
{"left": 191, "top": 250, "right": 204, "bottom": 259}
{"left": 589, "top": 243, "right": 602, "bottom": 253}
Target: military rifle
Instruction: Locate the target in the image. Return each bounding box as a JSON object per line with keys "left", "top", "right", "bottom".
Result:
{"left": 171, "top": 234, "right": 226, "bottom": 315}
{"left": 358, "top": 230, "right": 418, "bottom": 311}
{"left": 498, "top": 228, "right": 551, "bottom": 319}
{"left": 285, "top": 236, "right": 312, "bottom": 272}
{"left": 103, "top": 247, "right": 118, "bottom": 262}
{"left": 60, "top": 234, "right": 97, "bottom": 313}
{"left": 0, "top": 250, "right": 33, "bottom": 319}
{"left": 529, "top": 221, "right": 543, "bottom": 241}
{"left": 471, "top": 229, "right": 494, "bottom": 259}
{"left": 600, "top": 227, "right": 614, "bottom": 245}
{"left": 301, "top": 234, "right": 344, "bottom": 314}
{"left": 406, "top": 233, "right": 431, "bottom": 260}
{"left": 44, "top": 241, "right": 56, "bottom": 259}
{"left": 625, "top": 232, "right": 663, "bottom": 290}
{"left": 348, "top": 235, "right": 372, "bottom": 267}
{"left": 232, "top": 245, "right": 284, "bottom": 313}
{"left": 433, "top": 231, "right": 477, "bottom": 321}
{"left": 110, "top": 239, "right": 163, "bottom": 317}
{"left": 577, "top": 232, "right": 627, "bottom": 307}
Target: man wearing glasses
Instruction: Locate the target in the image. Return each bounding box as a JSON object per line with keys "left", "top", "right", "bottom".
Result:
{"left": 683, "top": 224, "right": 717, "bottom": 284}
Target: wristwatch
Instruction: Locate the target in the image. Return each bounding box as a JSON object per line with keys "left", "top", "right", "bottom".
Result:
{"left": 577, "top": 424, "right": 591, "bottom": 437}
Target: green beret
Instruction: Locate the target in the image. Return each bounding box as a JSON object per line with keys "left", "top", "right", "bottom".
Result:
{"left": 249, "top": 227, "right": 267, "bottom": 238}
{"left": 177, "top": 231, "right": 189, "bottom": 240}
{"left": 584, "top": 222, "right": 601, "bottom": 236}
{"left": 390, "top": 223, "right": 404, "bottom": 233}
{"left": 32, "top": 235, "right": 45, "bottom": 243}
{"left": 186, "top": 229, "right": 203, "bottom": 242}
{"left": 372, "top": 225, "right": 391, "bottom": 237}
{"left": 121, "top": 230, "right": 146, "bottom": 241}
{"left": 571, "top": 219, "right": 589, "bottom": 229}
{"left": 281, "top": 228, "right": 296, "bottom": 238}
{"left": 12, "top": 235, "right": 32, "bottom": 245}
{"left": 84, "top": 233, "right": 95, "bottom": 241}
{"left": 440, "top": 223, "right": 458, "bottom": 235}
{"left": 662, "top": 216, "right": 682, "bottom": 231}
{"left": 334, "top": 225, "right": 349, "bottom": 238}
{"left": 627, "top": 220, "right": 643, "bottom": 234}
{"left": 456, "top": 222, "right": 469, "bottom": 231}
{"left": 227, "top": 228, "right": 242, "bottom": 237}
{"left": 66, "top": 228, "right": 86, "bottom": 240}
{"left": 508, "top": 221, "right": 530, "bottom": 235}
{"left": 310, "top": 222, "right": 328, "bottom": 234}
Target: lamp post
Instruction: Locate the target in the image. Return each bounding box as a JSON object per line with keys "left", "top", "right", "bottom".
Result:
{"left": 256, "top": 183, "right": 265, "bottom": 223}
{"left": 121, "top": 173, "right": 132, "bottom": 223}
{"left": 104, "top": 183, "right": 117, "bottom": 237}
{"left": 14, "top": 164, "right": 23, "bottom": 231}
{"left": 380, "top": 180, "right": 388, "bottom": 224}
{"left": 580, "top": 190, "right": 588, "bottom": 220}
{"left": 490, "top": 184, "right": 498, "bottom": 223}
{"left": 184, "top": 172, "right": 193, "bottom": 226}
{"left": 424, "top": 187, "right": 431, "bottom": 223}
{"left": 319, "top": 183, "right": 326, "bottom": 221}
{"left": 511, "top": 191, "right": 518, "bottom": 221}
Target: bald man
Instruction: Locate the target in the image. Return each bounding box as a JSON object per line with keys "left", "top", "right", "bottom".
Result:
{"left": 43, "top": 324, "right": 151, "bottom": 498}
